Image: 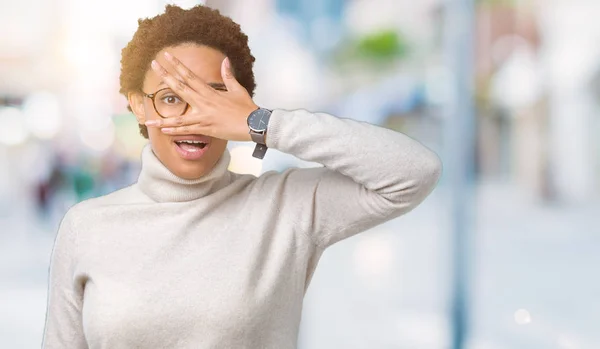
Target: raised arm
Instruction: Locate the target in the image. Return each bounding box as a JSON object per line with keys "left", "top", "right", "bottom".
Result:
{"left": 264, "top": 108, "right": 442, "bottom": 248}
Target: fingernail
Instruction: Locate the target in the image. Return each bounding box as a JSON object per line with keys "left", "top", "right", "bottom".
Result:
{"left": 224, "top": 58, "right": 232, "bottom": 78}
{"left": 164, "top": 52, "right": 172, "bottom": 60}
{"left": 145, "top": 120, "right": 158, "bottom": 126}
{"left": 151, "top": 60, "right": 159, "bottom": 69}
{"left": 161, "top": 128, "right": 173, "bottom": 133}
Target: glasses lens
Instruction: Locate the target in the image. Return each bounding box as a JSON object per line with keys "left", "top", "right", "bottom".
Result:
{"left": 154, "top": 89, "right": 188, "bottom": 118}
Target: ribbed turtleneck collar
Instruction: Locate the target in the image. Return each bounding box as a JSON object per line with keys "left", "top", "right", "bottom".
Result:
{"left": 137, "top": 143, "right": 232, "bottom": 203}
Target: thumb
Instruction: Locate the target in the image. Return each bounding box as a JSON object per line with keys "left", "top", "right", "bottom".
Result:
{"left": 221, "top": 57, "right": 242, "bottom": 92}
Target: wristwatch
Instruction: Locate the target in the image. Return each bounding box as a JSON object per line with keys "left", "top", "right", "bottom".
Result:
{"left": 247, "top": 107, "right": 272, "bottom": 159}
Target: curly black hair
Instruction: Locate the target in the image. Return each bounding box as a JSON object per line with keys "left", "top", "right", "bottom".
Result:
{"left": 119, "top": 4, "right": 256, "bottom": 138}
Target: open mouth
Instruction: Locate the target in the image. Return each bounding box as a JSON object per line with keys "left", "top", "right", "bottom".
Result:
{"left": 173, "top": 138, "right": 210, "bottom": 160}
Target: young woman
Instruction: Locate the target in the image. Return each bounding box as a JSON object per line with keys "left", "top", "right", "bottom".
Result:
{"left": 42, "top": 4, "right": 441, "bottom": 348}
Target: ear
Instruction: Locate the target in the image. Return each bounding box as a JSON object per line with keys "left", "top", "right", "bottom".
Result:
{"left": 127, "top": 92, "right": 146, "bottom": 124}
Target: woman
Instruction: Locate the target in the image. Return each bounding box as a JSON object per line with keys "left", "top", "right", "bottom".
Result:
{"left": 42, "top": 4, "right": 441, "bottom": 349}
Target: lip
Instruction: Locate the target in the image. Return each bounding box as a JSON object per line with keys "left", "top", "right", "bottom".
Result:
{"left": 172, "top": 135, "right": 211, "bottom": 161}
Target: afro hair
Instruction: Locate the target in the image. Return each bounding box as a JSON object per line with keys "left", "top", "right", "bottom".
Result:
{"left": 119, "top": 4, "right": 256, "bottom": 138}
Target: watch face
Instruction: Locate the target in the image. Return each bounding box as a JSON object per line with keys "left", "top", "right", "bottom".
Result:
{"left": 247, "top": 108, "right": 271, "bottom": 132}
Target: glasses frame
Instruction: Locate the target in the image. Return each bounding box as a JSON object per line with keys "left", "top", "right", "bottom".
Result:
{"left": 143, "top": 87, "right": 190, "bottom": 119}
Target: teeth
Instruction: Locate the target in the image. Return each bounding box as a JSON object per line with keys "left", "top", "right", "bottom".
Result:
{"left": 177, "top": 140, "right": 205, "bottom": 144}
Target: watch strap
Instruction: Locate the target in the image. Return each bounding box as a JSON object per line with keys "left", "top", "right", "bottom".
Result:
{"left": 250, "top": 130, "right": 266, "bottom": 145}
{"left": 252, "top": 143, "right": 268, "bottom": 159}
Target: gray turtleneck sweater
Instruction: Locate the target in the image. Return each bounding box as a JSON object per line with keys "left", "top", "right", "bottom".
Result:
{"left": 41, "top": 108, "right": 441, "bottom": 349}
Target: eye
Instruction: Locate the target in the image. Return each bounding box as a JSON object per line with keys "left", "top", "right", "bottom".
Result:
{"left": 160, "top": 94, "right": 183, "bottom": 104}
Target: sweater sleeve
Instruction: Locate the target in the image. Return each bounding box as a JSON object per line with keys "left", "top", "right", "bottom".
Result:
{"left": 264, "top": 108, "right": 442, "bottom": 249}
{"left": 41, "top": 210, "right": 88, "bottom": 348}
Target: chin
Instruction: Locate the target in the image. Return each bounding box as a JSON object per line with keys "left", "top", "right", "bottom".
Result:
{"left": 167, "top": 149, "right": 216, "bottom": 179}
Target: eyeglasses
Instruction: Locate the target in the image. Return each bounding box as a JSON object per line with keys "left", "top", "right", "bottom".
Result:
{"left": 143, "top": 88, "right": 190, "bottom": 119}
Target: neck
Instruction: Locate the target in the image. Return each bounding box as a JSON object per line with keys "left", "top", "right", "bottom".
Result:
{"left": 137, "top": 143, "right": 232, "bottom": 202}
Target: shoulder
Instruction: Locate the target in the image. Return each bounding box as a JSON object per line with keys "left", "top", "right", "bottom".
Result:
{"left": 61, "top": 184, "right": 141, "bottom": 225}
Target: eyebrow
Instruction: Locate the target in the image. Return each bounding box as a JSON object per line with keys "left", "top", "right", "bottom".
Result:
{"left": 157, "top": 81, "right": 227, "bottom": 90}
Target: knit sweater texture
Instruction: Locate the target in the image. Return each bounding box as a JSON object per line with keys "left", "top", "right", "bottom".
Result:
{"left": 42, "top": 108, "right": 442, "bottom": 348}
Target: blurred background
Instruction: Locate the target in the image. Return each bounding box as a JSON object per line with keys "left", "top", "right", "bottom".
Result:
{"left": 1, "top": 0, "right": 599, "bottom": 348}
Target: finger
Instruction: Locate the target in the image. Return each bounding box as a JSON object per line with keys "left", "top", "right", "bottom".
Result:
{"left": 151, "top": 60, "right": 200, "bottom": 106}
{"left": 160, "top": 124, "right": 210, "bottom": 136}
{"left": 163, "top": 52, "right": 215, "bottom": 97}
{"left": 221, "top": 57, "right": 243, "bottom": 93}
{"left": 152, "top": 58, "right": 189, "bottom": 89}
{"left": 144, "top": 113, "right": 202, "bottom": 128}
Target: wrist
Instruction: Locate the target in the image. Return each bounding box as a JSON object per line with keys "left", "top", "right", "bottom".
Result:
{"left": 246, "top": 107, "right": 272, "bottom": 159}
{"left": 246, "top": 107, "right": 271, "bottom": 143}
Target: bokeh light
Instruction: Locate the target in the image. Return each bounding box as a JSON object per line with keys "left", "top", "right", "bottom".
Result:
{"left": 0, "top": 107, "right": 29, "bottom": 146}
{"left": 514, "top": 309, "right": 532, "bottom": 325}
{"left": 79, "top": 120, "right": 116, "bottom": 152}
{"left": 23, "top": 92, "right": 62, "bottom": 140}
